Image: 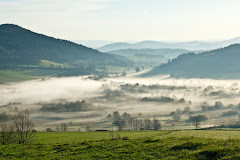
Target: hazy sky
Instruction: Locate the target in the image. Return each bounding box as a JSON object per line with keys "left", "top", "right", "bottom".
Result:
{"left": 0, "top": 0, "right": 240, "bottom": 41}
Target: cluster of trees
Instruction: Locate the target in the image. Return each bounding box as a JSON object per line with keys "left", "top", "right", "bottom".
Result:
{"left": 221, "top": 111, "right": 239, "bottom": 117}
{"left": 120, "top": 83, "right": 187, "bottom": 93}
{"left": 46, "top": 123, "right": 91, "bottom": 132}
{"left": 0, "top": 112, "right": 35, "bottom": 145}
{"left": 108, "top": 111, "right": 161, "bottom": 131}
{"left": 235, "top": 104, "right": 240, "bottom": 110}
{"left": 119, "top": 83, "right": 145, "bottom": 93}
{"left": 200, "top": 101, "right": 240, "bottom": 118}
{"left": 0, "top": 112, "right": 11, "bottom": 122}
{"left": 41, "top": 100, "right": 91, "bottom": 112}
{"left": 201, "top": 101, "right": 224, "bottom": 111}
{"left": 55, "top": 123, "right": 68, "bottom": 132}
{"left": 169, "top": 107, "right": 192, "bottom": 123}
{"left": 142, "top": 96, "right": 188, "bottom": 104}
{"left": 170, "top": 107, "right": 192, "bottom": 116}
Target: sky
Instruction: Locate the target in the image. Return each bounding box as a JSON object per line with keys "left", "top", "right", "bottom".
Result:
{"left": 0, "top": 0, "right": 240, "bottom": 41}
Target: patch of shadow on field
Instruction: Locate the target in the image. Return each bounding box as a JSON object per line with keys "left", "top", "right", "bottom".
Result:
{"left": 196, "top": 149, "right": 230, "bottom": 160}
{"left": 143, "top": 131, "right": 175, "bottom": 143}
{"left": 144, "top": 139, "right": 161, "bottom": 143}
{"left": 35, "top": 116, "right": 65, "bottom": 120}
{"left": 53, "top": 144, "right": 70, "bottom": 153}
{"left": 171, "top": 142, "right": 205, "bottom": 151}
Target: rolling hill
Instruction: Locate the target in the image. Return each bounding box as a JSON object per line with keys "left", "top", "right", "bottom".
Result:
{"left": 142, "top": 44, "right": 240, "bottom": 79}
{"left": 0, "top": 24, "right": 132, "bottom": 67}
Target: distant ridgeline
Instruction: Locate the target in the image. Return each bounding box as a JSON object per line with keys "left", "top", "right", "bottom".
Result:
{"left": 0, "top": 24, "right": 133, "bottom": 75}
{"left": 107, "top": 48, "right": 189, "bottom": 59}
{"left": 143, "top": 44, "right": 240, "bottom": 79}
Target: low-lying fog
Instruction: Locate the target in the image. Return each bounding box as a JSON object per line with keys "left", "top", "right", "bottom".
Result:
{"left": 1, "top": 74, "right": 240, "bottom": 131}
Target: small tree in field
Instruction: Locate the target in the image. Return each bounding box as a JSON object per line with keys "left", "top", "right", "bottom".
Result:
{"left": 60, "top": 123, "right": 68, "bottom": 132}
{"left": 135, "top": 67, "right": 140, "bottom": 72}
{"left": 13, "top": 112, "right": 35, "bottom": 144}
{"left": 187, "top": 115, "right": 207, "bottom": 129}
{"left": 0, "top": 122, "right": 15, "bottom": 145}
{"left": 0, "top": 111, "right": 35, "bottom": 145}
{"left": 112, "top": 119, "right": 125, "bottom": 131}
{"left": 153, "top": 118, "right": 161, "bottom": 130}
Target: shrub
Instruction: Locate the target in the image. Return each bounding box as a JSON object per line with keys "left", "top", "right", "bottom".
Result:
{"left": 46, "top": 128, "right": 54, "bottom": 132}
{"left": 122, "top": 136, "right": 129, "bottom": 140}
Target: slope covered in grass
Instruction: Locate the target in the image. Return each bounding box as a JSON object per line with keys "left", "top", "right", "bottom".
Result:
{"left": 1, "top": 130, "right": 240, "bottom": 159}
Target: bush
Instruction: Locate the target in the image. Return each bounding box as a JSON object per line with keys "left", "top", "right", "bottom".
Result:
{"left": 122, "top": 136, "right": 129, "bottom": 140}
{"left": 46, "top": 128, "right": 54, "bottom": 132}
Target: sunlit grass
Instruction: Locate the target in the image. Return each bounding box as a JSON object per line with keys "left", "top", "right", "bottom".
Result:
{"left": 0, "top": 69, "right": 38, "bottom": 83}
{"left": 1, "top": 130, "right": 240, "bottom": 159}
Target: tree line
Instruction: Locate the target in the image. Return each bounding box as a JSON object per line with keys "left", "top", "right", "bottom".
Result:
{"left": 108, "top": 111, "right": 161, "bottom": 131}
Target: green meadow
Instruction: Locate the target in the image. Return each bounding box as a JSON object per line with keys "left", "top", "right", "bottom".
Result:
{"left": 1, "top": 130, "right": 240, "bottom": 159}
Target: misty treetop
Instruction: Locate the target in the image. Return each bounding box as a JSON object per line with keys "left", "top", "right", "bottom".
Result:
{"left": 41, "top": 100, "right": 92, "bottom": 112}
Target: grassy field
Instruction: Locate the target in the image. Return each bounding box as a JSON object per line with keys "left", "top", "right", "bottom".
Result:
{"left": 0, "top": 69, "right": 64, "bottom": 83}
{"left": 39, "top": 60, "right": 69, "bottom": 68}
{"left": 0, "top": 65, "right": 136, "bottom": 83}
{"left": 1, "top": 130, "right": 240, "bottom": 159}
{"left": 0, "top": 69, "right": 39, "bottom": 83}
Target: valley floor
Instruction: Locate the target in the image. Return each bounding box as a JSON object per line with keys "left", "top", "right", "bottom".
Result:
{"left": 1, "top": 130, "right": 240, "bottom": 159}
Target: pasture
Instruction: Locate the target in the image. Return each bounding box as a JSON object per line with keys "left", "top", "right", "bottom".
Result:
{"left": 1, "top": 130, "right": 240, "bottom": 159}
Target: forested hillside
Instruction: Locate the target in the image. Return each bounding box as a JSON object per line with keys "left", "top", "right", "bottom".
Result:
{"left": 0, "top": 24, "right": 132, "bottom": 67}
{"left": 143, "top": 44, "right": 240, "bottom": 79}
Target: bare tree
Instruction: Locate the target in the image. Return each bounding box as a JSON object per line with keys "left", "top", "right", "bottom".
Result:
{"left": 0, "top": 122, "right": 15, "bottom": 145}
{"left": 56, "top": 125, "right": 60, "bottom": 132}
{"left": 60, "top": 123, "right": 68, "bottom": 132}
{"left": 85, "top": 125, "right": 90, "bottom": 132}
{"left": 144, "top": 118, "right": 152, "bottom": 130}
{"left": 153, "top": 118, "right": 161, "bottom": 130}
{"left": 13, "top": 112, "right": 35, "bottom": 144}
{"left": 112, "top": 119, "right": 126, "bottom": 131}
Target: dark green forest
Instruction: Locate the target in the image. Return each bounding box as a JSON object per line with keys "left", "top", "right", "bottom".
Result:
{"left": 144, "top": 44, "right": 240, "bottom": 79}
{"left": 0, "top": 24, "right": 133, "bottom": 78}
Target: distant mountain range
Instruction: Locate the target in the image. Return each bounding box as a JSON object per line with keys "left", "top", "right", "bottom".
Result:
{"left": 0, "top": 24, "right": 132, "bottom": 67}
{"left": 98, "top": 38, "right": 240, "bottom": 52}
{"left": 73, "top": 40, "right": 116, "bottom": 49}
{"left": 107, "top": 48, "right": 190, "bottom": 59}
{"left": 143, "top": 44, "right": 240, "bottom": 79}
